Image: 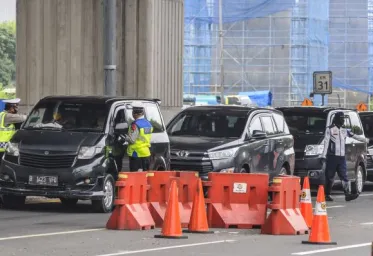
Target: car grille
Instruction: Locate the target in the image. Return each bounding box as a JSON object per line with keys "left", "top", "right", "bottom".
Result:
{"left": 170, "top": 151, "right": 213, "bottom": 176}
{"left": 20, "top": 152, "right": 76, "bottom": 169}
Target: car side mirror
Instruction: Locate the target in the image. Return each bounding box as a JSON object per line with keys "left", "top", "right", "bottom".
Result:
{"left": 115, "top": 122, "right": 128, "bottom": 134}
{"left": 251, "top": 130, "right": 267, "bottom": 139}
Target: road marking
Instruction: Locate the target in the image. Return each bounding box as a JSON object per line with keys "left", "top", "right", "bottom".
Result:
{"left": 360, "top": 222, "right": 373, "bottom": 225}
{"left": 324, "top": 205, "right": 345, "bottom": 209}
{"left": 291, "top": 243, "right": 371, "bottom": 255}
{"left": 96, "top": 240, "right": 236, "bottom": 256}
{"left": 0, "top": 228, "right": 104, "bottom": 241}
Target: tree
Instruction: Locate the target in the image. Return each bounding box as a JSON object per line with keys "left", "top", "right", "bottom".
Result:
{"left": 0, "top": 21, "right": 16, "bottom": 87}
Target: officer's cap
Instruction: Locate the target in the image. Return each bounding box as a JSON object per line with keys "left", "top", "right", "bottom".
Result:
{"left": 132, "top": 102, "right": 144, "bottom": 114}
{"left": 3, "top": 98, "right": 21, "bottom": 104}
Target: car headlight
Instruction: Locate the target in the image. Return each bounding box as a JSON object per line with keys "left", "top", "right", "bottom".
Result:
{"left": 78, "top": 146, "right": 104, "bottom": 160}
{"left": 208, "top": 148, "right": 239, "bottom": 160}
{"left": 6, "top": 142, "right": 19, "bottom": 157}
{"left": 368, "top": 148, "right": 373, "bottom": 156}
{"left": 304, "top": 145, "right": 324, "bottom": 156}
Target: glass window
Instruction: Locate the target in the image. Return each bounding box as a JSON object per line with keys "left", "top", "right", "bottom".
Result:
{"left": 23, "top": 100, "right": 108, "bottom": 132}
{"left": 360, "top": 114, "right": 373, "bottom": 138}
{"left": 348, "top": 112, "right": 363, "bottom": 135}
{"left": 273, "top": 113, "right": 289, "bottom": 134}
{"left": 114, "top": 108, "right": 126, "bottom": 124}
{"left": 282, "top": 111, "right": 327, "bottom": 134}
{"left": 249, "top": 116, "right": 263, "bottom": 134}
{"left": 145, "top": 103, "right": 164, "bottom": 133}
{"left": 167, "top": 111, "right": 248, "bottom": 138}
{"left": 261, "top": 116, "right": 276, "bottom": 135}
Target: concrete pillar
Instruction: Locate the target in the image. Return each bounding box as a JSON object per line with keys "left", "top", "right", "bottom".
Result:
{"left": 16, "top": 0, "right": 183, "bottom": 121}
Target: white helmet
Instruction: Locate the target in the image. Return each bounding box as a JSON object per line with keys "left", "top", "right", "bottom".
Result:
{"left": 132, "top": 101, "right": 145, "bottom": 114}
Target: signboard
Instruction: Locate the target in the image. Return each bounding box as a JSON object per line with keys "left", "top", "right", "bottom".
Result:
{"left": 356, "top": 102, "right": 368, "bottom": 112}
{"left": 313, "top": 71, "right": 332, "bottom": 95}
{"left": 233, "top": 183, "right": 247, "bottom": 193}
{"left": 301, "top": 98, "right": 313, "bottom": 106}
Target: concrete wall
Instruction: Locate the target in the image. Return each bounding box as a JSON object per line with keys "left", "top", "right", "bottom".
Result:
{"left": 16, "top": 0, "right": 184, "bottom": 122}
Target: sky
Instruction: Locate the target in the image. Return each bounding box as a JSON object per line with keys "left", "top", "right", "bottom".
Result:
{"left": 0, "top": 0, "right": 16, "bottom": 22}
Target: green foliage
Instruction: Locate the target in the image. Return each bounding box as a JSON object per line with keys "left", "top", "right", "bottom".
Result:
{"left": 0, "top": 21, "right": 16, "bottom": 87}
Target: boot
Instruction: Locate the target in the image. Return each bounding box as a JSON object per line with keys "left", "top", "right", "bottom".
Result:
{"left": 342, "top": 181, "right": 359, "bottom": 202}
{"left": 325, "top": 195, "right": 334, "bottom": 202}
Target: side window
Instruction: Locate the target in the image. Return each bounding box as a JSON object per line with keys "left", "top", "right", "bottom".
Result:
{"left": 249, "top": 116, "right": 263, "bottom": 134}
{"left": 114, "top": 108, "right": 126, "bottom": 124}
{"left": 260, "top": 116, "right": 277, "bottom": 135}
{"left": 348, "top": 112, "right": 364, "bottom": 135}
{"left": 272, "top": 113, "right": 289, "bottom": 134}
{"left": 145, "top": 103, "right": 164, "bottom": 133}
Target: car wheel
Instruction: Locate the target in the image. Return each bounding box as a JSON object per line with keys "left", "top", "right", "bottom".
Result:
{"left": 2, "top": 195, "right": 26, "bottom": 209}
{"left": 351, "top": 165, "right": 365, "bottom": 194}
{"left": 60, "top": 198, "right": 78, "bottom": 207}
{"left": 92, "top": 174, "right": 115, "bottom": 213}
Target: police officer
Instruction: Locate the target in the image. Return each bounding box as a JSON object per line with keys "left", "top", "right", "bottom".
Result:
{"left": 0, "top": 98, "right": 27, "bottom": 158}
{"left": 122, "top": 102, "right": 153, "bottom": 171}
{"left": 321, "top": 111, "right": 368, "bottom": 202}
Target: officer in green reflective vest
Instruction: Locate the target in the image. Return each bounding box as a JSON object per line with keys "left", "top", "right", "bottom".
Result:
{"left": 0, "top": 98, "right": 27, "bottom": 158}
{"left": 122, "top": 102, "right": 153, "bottom": 171}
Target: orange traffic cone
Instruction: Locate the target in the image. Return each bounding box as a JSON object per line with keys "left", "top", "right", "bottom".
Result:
{"left": 154, "top": 180, "right": 188, "bottom": 239}
{"left": 184, "top": 178, "right": 214, "bottom": 234}
{"left": 300, "top": 177, "right": 313, "bottom": 229}
{"left": 302, "top": 185, "right": 337, "bottom": 245}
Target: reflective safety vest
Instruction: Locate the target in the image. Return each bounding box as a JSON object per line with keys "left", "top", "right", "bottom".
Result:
{"left": 127, "top": 119, "right": 153, "bottom": 158}
{"left": 0, "top": 111, "right": 16, "bottom": 152}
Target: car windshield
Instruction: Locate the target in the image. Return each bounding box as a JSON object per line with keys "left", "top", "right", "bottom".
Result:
{"left": 360, "top": 115, "right": 373, "bottom": 138}
{"left": 23, "top": 100, "right": 108, "bottom": 132}
{"left": 167, "top": 110, "right": 248, "bottom": 138}
{"left": 282, "top": 111, "right": 327, "bottom": 134}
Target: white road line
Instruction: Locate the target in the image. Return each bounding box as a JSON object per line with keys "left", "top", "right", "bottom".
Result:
{"left": 0, "top": 228, "right": 104, "bottom": 241}
{"left": 291, "top": 243, "right": 371, "bottom": 255}
{"left": 360, "top": 222, "right": 373, "bottom": 225}
{"left": 96, "top": 240, "right": 236, "bottom": 256}
{"left": 323, "top": 205, "right": 345, "bottom": 209}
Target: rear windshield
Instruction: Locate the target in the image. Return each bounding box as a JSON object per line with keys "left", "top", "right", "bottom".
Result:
{"left": 23, "top": 100, "right": 108, "bottom": 132}
{"left": 282, "top": 111, "right": 327, "bottom": 134}
{"left": 360, "top": 115, "right": 373, "bottom": 138}
{"left": 167, "top": 110, "right": 248, "bottom": 138}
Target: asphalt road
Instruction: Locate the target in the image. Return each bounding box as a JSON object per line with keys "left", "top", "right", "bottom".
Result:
{"left": 0, "top": 185, "right": 373, "bottom": 256}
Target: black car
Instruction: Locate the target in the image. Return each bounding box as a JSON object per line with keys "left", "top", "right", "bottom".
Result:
{"left": 166, "top": 105, "right": 295, "bottom": 181}
{"left": 277, "top": 107, "right": 367, "bottom": 193}
{"left": 0, "top": 96, "right": 170, "bottom": 212}
{"left": 358, "top": 111, "right": 373, "bottom": 181}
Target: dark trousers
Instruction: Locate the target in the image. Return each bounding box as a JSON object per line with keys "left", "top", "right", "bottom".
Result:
{"left": 129, "top": 157, "right": 150, "bottom": 172}
{"left": 325, "top": 155, "right": 349, "bottom": 195}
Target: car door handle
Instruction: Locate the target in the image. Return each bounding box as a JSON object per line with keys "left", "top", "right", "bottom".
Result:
{"left": 352, "top": 144, "right": 356, "bottom": 147}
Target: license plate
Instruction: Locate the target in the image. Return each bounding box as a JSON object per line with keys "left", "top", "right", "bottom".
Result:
{"left": 28, "top": 175, "right": 58, "bottom": 186}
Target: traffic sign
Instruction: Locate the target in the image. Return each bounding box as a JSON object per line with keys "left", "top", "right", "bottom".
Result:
{"left": 301, "top": 98, "right": 313, "bottom": 106}
{"left": 356, "top": 102, "right": 368, "bottom": 112}
{"left": 313, "top": 71, "right": 332, "bottom": 95}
